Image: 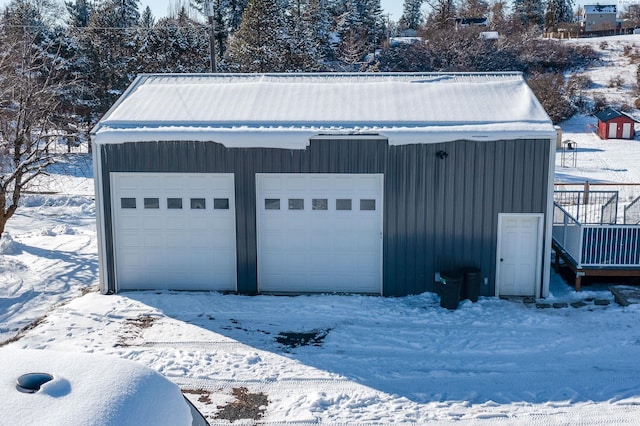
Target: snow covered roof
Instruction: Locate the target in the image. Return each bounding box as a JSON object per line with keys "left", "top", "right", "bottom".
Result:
{"left": 595, "top": 107, "right": 637, "bottom": 123}
{"left": 92, "top": 73, "right": 556, "bottom": 149}
{"left": 584, "top": 5, "right": 617, "bottom": 14}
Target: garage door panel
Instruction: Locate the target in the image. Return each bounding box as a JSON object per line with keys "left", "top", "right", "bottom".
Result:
{"left": 111, "top": 173, "right": 237, "bottom": 292}
{"left": 257, "top": 173, "right": 382, "bottom": 294}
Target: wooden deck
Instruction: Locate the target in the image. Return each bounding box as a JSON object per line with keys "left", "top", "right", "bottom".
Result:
{"left": 552, "top": 200, "right": 640, "bottom": 290}
{"left": 552, "top": 240, "right": 640, "bottom": 290}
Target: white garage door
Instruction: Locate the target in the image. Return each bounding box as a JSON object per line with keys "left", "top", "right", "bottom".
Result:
{"left": 111, "top": 173, "right": 237, "bottom": 291}
{"left": 256, "top": 174, "right": 383, "bottom": 294}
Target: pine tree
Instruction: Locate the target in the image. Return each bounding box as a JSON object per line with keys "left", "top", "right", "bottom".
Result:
{"left": 545, "top": 0, "right": 574, "bottom": 30}
{"left": 140, "top": 6, "right": 155, "bottom": 28}
{"left": 77, "top": 0, "right": 143, "bottom": 116}
{"left": 284, "top": 0, "right": 328, "bottom": 71}
{"left": 399, "top": 0, "right": 423, "bottom": 30}
{"left": 225, "top": 0, "right": 289, "bottom": 72}
{"left": 513, "top": 0, "right": 545, "bottom": 28}
{"left": 334, "top": 0, "right": 384, "bottom": 68}
{"left": 141, "top": 9, "right": 209, "bottom": 73}
{"left": 65, "top": 0, "right": 90, "bottom": 27}
{"left": 189, "top": 0, "right": 249, "bottom": 60}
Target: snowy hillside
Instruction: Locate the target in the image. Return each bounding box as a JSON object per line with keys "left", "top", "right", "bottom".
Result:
{"left": 2, "top": 36, "right": 640, "bottom": 424}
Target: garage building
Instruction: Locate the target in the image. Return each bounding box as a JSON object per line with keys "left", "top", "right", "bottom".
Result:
{"left": 92, "top": 73, "right": 556, "bottom": 298}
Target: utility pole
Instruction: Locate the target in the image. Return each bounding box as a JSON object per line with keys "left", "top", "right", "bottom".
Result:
{"left": 204, "top": 2, "right": 217, "bottom": 72}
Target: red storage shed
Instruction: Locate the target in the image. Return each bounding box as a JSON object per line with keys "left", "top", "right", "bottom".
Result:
{"left": 595, "top": 108, "right": 637, "bottom": 140}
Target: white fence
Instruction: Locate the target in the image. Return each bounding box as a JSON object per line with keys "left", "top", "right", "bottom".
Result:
{"left": 553, "top": 202, "right": 640, "bottom": 268}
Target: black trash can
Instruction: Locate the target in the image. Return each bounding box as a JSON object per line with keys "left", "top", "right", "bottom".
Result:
{"left": 439, "top": 271, "right": 463, "bottom": 310}
{"left": 462, "top": 267, "right": 482, "bottom": 303}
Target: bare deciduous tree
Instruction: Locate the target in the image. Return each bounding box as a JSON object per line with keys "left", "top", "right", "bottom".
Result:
{"left": 0, "top": 1, "right": 75, "bottom": 238}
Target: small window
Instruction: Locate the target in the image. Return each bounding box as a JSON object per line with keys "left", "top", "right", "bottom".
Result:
{"left": 167, "top": 198, "right": 182, "bottom": 209}
{"left": 265, "top": 199, "right": 280, "bottom": 210}
{"left": 288, "top": 199, "right": 304, "bottom": 210}
{"left": 360, "top": 199, "right": 376, "bottom": 211}
{"left": 190, "top": 198, "right": 206, "bottom": 209}
{"left": 312, "top": 198, "right": 328, "bottom": 211}
{"left": 336, "top": 199, "right": 352, "bottom": 211}
{"left": 214, "top": 198, "right": 229, "bottom": 210}
{"left": 121, "top": 198, "right": 136, "bottom": 209}
{"left": 144, "top": 198, "right": 159, "bottom": 209}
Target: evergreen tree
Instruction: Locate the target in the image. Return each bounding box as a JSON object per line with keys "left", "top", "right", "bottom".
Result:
{"left": 225, "top": 0, "right": 289, "bottom": 72}
{"left": 190, "top": 0, "right": 249, "bottom": 61}
{"left": 399, "top": 0, "right": 424, "bottom": 31}
{"left": 513, "top": 0, "right": 545, "bottom": 28}
{"left": 77, "top": 0, "right": 143, "bottom": 117}
{"left": 140, "top": 5, "right": 155, "bottom": 28}
{"left": 545, "top": 0, "right": 574, "bottom": 30}
{"left": 141, "top": 8, "right": 209, "bottom": 73}
{"left": 65, "top": 0, "right": 90, "bottom": 27}
{"left": 284, "top": 0, "right": 329, "bottom": 71}
{"left": 334, "top": 0, "right": 385, "bottom": 68}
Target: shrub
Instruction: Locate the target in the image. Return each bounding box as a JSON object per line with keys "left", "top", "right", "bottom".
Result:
{"left": 567, "top": 74, "right": 592, "bottom": 95}
{"left": 619, "top": 102, "right": 633, "bottom": 112}
{"left": 592, "top": 95, "right": 608, "bottom": 112}
{"left": 527, "top": 73, "right": 575, "bottom": 124}
{"left": 635, "top": 98, "right": 640, "bottom": 109}
{"left": 608, "top": 75, "right": 624, "bottom": 88}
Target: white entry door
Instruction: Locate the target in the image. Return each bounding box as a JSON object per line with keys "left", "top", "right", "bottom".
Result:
{"left": 111, "top": 172, "right": 237, "bottom": 292}
{"left": 622, "top": 123, "right": 632, "bottom": 139}
{"left": 496, "top": 214, "right": 543, "bottom": 297}
{"left": 256, "top": 173, "right": 383, "bottom": 294}
{"left": 608, "top": 123, "right": 618, "bottom": 138}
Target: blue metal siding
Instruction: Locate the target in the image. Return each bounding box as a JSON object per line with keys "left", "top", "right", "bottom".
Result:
{"left": 99, "top": 137, "right": 549, "bottom": 296}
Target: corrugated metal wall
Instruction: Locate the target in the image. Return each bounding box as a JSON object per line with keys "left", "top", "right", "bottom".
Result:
{"left": 99, "top": 137, "right": 549, "bottom": 296}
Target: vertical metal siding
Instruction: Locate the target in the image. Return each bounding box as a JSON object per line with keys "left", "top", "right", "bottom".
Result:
{"left": 99, "top": 137, "right": 549, "bottom": 296}
{"left": 383, "top": 139, "right": 549, "bottom": 296}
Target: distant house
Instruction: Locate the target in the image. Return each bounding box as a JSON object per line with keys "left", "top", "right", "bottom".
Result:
{"left": 91, "top": 72, "right": 556, "bottom": 299}
{"left": 389, "top": 37, "right": 422, "bottom": 47}
{"left": 581, "top": 5, "right": 617, "bottom": 32}
{"left": 455, "top": 17, "right": 488, "bottom": 28}
{"left": 595, "top": 108, "right": 637, "bottom": 140}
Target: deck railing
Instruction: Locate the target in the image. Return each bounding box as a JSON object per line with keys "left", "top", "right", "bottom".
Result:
{"left": 553, "top": 190, "right": 619, "bottom": 224}
{"left": 553, "top": 203, "right": 584, "bottom": 266}
{"left": 625, "top": 195, "right": 640, "bottom": 225}
{"left": 553, "top": 202, "right": 640, "bottom": 268}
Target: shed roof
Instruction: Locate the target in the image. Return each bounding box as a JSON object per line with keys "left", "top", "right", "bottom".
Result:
{"left": 595, "top": 107, "right": 637, "bottom": 123}
{"left": 92, "top": 73, "right": 556, "bottom": 149}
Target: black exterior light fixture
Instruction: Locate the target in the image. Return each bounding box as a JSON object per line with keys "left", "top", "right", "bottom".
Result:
{"left": 436, "top": 150, "right": 448, "bottom": 159}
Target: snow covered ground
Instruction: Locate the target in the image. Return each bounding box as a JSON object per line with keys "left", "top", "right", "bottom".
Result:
{"left": 2, "top": 36, "right": 640, "bottom": 424}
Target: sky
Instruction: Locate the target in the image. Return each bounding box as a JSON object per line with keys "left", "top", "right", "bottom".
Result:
{"left": 138, "top": 0, "right": 404, "bottom": 21}
{"left": 136, "top": 0, "right": 603, "bottom": 23}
